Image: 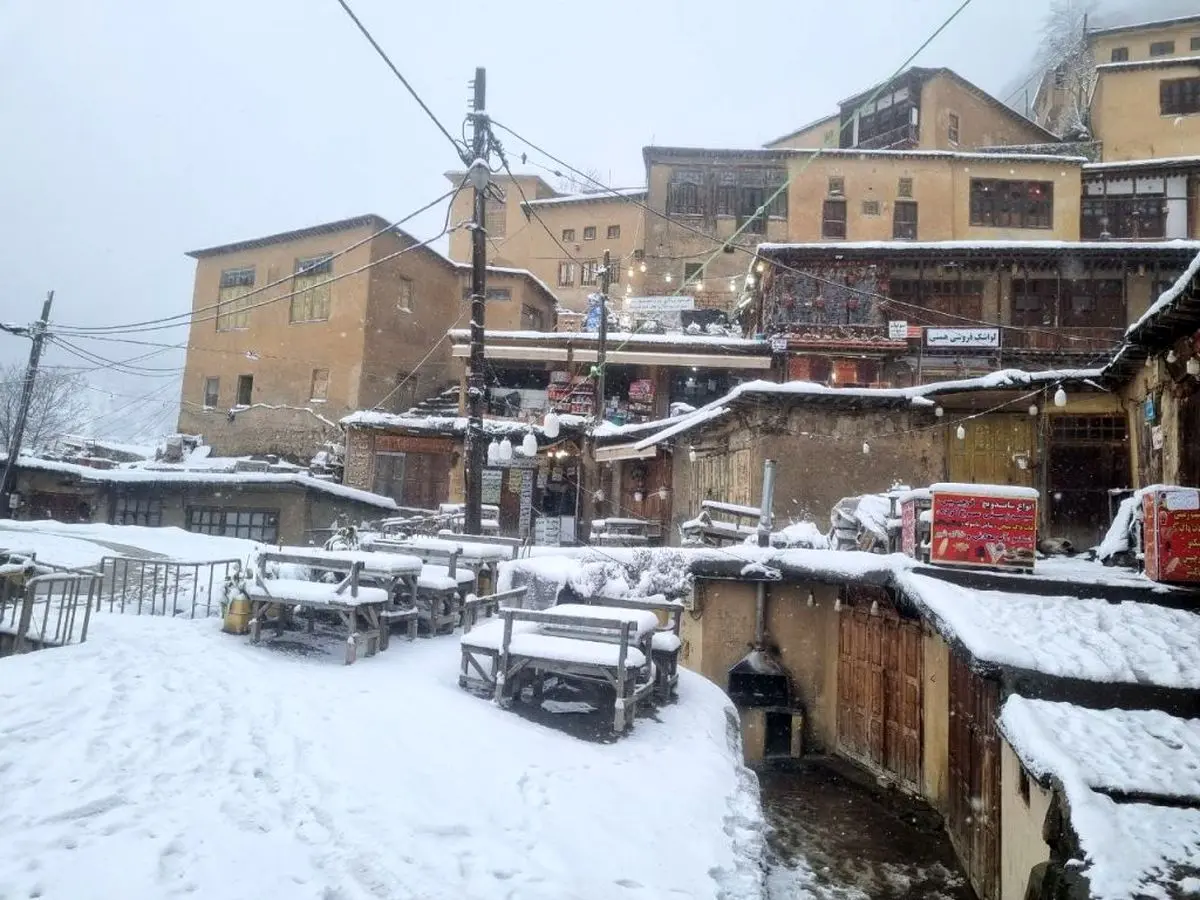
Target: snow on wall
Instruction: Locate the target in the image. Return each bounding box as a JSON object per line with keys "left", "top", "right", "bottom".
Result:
{"left": 896, "top": 571, "right": 1200, "bottom": 688}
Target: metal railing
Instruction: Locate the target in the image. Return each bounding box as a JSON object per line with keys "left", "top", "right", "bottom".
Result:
{"left": 1, "top": 572, "right": 98, "bottom": 653}
{"left": 98, "top": 556, "right": 241, "bottom": 618}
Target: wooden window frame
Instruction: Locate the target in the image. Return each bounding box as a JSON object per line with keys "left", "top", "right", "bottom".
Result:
{"left": 947, "top": 112, "right": 960, "bottom": 144}
{"left": 1150, "top": 40, "right": 1176, "bottom": 57}
{"left": 290, "top": 254, "right": 333, "bottom": 323}
{"left": 580, "top": 259, "right": 598, "bottom": 286}
{"left": 897, "top": 177, "right": 914, "bottom": 198}
{"left": 969, "top": 179, "right": 1054, "bottom": 229}
{"left": 561, "top": 228, "right": 576, "bottom": 242}
{"left": 861, "top": 199, "right": 881, "bottom": 216}
{"left": 557, "top": 261, "right": 576, "bottom": 287}
{"left": 893, "top": 200, "right": 918, "bottom": 240}
{"left": 186, "top": 507, "right": 280, "bottom": 543}
{"left": 606, "top": 225, "right": 620, "bottom": 239}
{"left": 310, "top": 368, "right": 330, "bottom": 402}
{"left": 821, "top": 199, "right": 848, "bottom": 239}
{"left": 1193, "top": 37, "right": 1200, "bottom": 52}
{"left": 216, "top": 267, "right": 255, "bottom": 332}
{"left": 236, "top": 374, "right": 253, "bottom": 407}
{"left": 113, "top": 493, "right": 163, "bottom": 527}
{"left": 1111, "top": 46, "right": 1129, "bottom": 62}
{"left": 202, "top": 376, "right": 220, "bottom": 408}
{"left": 828, "top": 176, "right": 845, "bottom": 196}
{"left": 582, "top": 226, "right": 597, "bottom": 241}
{"left": 683, "top": 262, "right": 703, "bottom": 287}
{"left": 396, "top": 277, "right": 413, "bottom": 312}
{"left": 1161, "top": 77, "right": 1200, "bottom": 116}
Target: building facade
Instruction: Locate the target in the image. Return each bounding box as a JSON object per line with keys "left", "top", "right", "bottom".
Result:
{"left": 178, "top": 215, "right": 556, "bottom": 461}
{"left": 444, "top": 172, "right": 645, "bottom": 315}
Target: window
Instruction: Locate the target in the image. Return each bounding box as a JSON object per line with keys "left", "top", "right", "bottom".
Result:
{"left": 1150, "top": 40, "right": 1176, "bottom": 57}
{"left": 821, "top": 199, "right": 847, "bottom": 239}
{"left": 607, "top": 225, "right": 621, "bottom": 239}
{"left": 853, "top": 86, "right": 915, "bottom": 147}
{"left": 683, "top": 262, "right": 704, "bottom": 287}
{"left": 290, "top": 254, "right": 333, "bottom": 322}
{"left": 562, "top": 228, "right": 576, "bottom": 242}
{"left": 861, "top": 199, "right": 881, "bottom": 216}
{"left": 1111, "top": 46, "right": 1129, "bottom": 62}
{"left": 186, "top": 507, "right": 279, "bottom": 543}
{"left": 666, "top": 168, "right": 704, "bottom": 215}
{"left": 461, "top": 287, "right": 513, "bottom": 302}
{"left": 310, "top": 368, "right": 329, "bottom": 401}
{"left": 1011, "top": 279, "right": 1126, "bottom": 328}
{"left": 236, "top": 374, "right": 253, "bottom": 406}
{"left": 215, "top": 267, "right": 255, "bottom": 331}
{"left": 890, "top": 279, "right": 984, "bottom": 327}
{"left": 969, "top": 179, "right": 1054, "bottom": 229}
{"left": 521, "top": 304, "right": 546, "bottom": 331}
{"left": 583, "top": 226, "right": 597, "bottom": 241}
{"left": 828, "top": 176, "right": 845, "bottom": 196}
{"left": 898, "top": 177, "right": 914, "bottom": 198}
{"left": 1161, "top": 77, "right": 1200, "bottom": 115}
{"left": 1082, "top": 195, "right": 1167, "bottom": 239}
{"left": 373, "top": 452, "right": 406, "bottom": 499}
{"left": 202, "top": 376, "right": 219, "bottom": 408}
{"left": 947, "top": 112, "right": 960, "bottom": 144}
{"left": 557, "top": 261, "right": 576, "bottom": 286}
{"left": 580, "top": 259, "right": 599, "bottom": 286}
{"left": 893, "top": 201, "right": 919, "bottom": 240}
{"left": 1192, "top": 37, "right": 1200, "bottom": 52}
{"left": 484, "top": 199, "right": 506, "bottom": 237}
{"left": 715, "top": 168, "right": 787, "bottom": 231}
{"left": 113, "top": 494, "right": 163, "bottom": 527}
{"left": 396, "top": 277, "right": 413, "bottom": 312}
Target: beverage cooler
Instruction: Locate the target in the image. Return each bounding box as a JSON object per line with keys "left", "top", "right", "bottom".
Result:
{"left": 1141, "top": 486, "right": 1200, "bottom": 584}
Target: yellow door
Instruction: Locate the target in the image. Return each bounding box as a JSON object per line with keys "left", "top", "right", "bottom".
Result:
{"left": 946, "top": 415, "right": 1035, "bottom": 487}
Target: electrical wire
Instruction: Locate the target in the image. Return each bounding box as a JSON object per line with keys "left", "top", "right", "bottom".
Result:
{"left": 330, "top": 0, "right": 468, "bottom": 162}
{"left": 54, "top": 188, "right": 460, "bottom": 336}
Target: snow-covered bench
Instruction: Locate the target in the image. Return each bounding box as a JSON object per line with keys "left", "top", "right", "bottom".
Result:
{"left": 462, "top": 604, "right": 658, "bottom": 733}
{"left": 585, "top": 595, "right": 685, "bottom": 700}
{"left": 246, "top": 549, "right": 422, "bottom": 664}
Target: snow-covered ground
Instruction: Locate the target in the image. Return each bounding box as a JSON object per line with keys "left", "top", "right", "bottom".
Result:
{"left": 0, "top": 614, "right": 764, "bottom": 900}
{"left": 0, "top": 521, "right": 261, "bottom": 564}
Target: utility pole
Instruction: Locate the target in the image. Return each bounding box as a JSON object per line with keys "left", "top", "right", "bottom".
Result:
{"left": 463, "top": 67, "right": 488, "bottom": 536}
{"left": 1, "top": 291, "right": 54, "bottom": 518}
{"left": 594, "top": 249, "right": 611, "bottom": 422}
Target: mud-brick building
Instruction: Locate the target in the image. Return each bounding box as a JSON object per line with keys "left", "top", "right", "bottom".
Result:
{"left": 177, "top": 215, "right": 557, "bottom": 462}
{"left": 685, "top": 555, "right": 1200, "bottom": 900}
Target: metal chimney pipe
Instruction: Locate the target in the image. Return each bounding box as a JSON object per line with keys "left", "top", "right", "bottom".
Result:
{"left": 757, "top": 459, "right": 777, "bottom": 548}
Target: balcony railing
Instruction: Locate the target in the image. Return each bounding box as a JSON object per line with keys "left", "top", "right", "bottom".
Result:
{"left": 1001, "top": 326, "right": 1123, "bottom": 354}
{"left": 854, "top": 123, "right": 920, "bottom": 150}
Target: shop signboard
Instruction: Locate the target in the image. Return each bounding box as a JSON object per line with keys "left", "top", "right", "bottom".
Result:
{"left": 888, "top": 320, "right": 909, "bottom": 341}
{"left": 929, "top": 484, "right": 1038, "bottom": 570}
{"left": 1142, "top": 487, "right": 1200, "bottom": 583}
{"left": 626, "top": 296, "right": 696, "bottom": 313}
{"left": 901, "top": 499, "right": 917, "bottom": 557}
{"left": 925, "top": 327, "right": 1001, "bottom": 349}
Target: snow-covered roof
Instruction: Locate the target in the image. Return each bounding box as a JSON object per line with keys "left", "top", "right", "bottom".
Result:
{"left": 644, "top": 145, "right": 1080, "bottom": 164}
{"left": 450, "top": 262, "right": 559, "bottom": 305}
{"left": 523, "top": 187, "right": 647, "bottom": 208}
{"left": 1088, "top": 13, "right": 1200, "bottom": 36}
{"left": 340, "top": 410, "right": 587, "bottom": 437}
{"left": 1085, "top": 155, "right": 1200, "bottom": 173}
{"left": 1126, "top": 248, "right": 1200, "bottom": 337}
{"left": 632, "top": 368, "right": 1103, "bottom": 450}
{"left": 929, "top": 482, "right": 1040, "bottom": 499}
{"left": 11, "top": 455, "right": 399, "bottom": 510}
{"left": 757, "top": 239, "right": 1200, "bottom": 255}
{"left": 1000, "top": 695, "right": 1200, "bottom": 900}
{"left": 896, "top": 570, "right": 1200, "bottom": 688}
{"left": 1000, "top": 696, "right": 1200, "bottom": 801}
{"left": 445, "top": 328, "right": 769, "bottom": 350}
{"left": 1097, "top": 54, "right": 1200, "bottom": 72}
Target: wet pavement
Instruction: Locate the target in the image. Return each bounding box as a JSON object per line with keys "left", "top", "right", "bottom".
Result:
{"left": 762, "top": 762, "right": 974, "bottom": 900}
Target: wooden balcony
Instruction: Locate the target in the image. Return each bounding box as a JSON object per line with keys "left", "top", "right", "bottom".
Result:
{"left": 854, "top": 123, "right": 920, "bottom": 150}
{"left": 1001, "top": 326, "right": 1123, "bottom": 355}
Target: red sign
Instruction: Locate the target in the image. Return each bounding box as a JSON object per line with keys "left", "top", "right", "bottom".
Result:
{"left": 930, "top": 490, "right": 1038, "bottom": 570}
{"left": 1143, "top": 488, "right": 1200, "bottom": 584}
{"left": 901, "top": 500, "right": 917, "bottom": 557}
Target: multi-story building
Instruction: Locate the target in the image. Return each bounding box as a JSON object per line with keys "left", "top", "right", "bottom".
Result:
{"left": 178, "top": 214, "right": 556, "bottom": 461}
{"left": 444, "top": 172, "right": 645, "bottom": 315}
{"left": 637, "top": 145, "right": 1086, "bottom": 312}
{"left": 767, "top": 67, "right": 1057, "bottom": 152}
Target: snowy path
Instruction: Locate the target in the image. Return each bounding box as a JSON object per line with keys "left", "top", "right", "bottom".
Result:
{"left": 0, "top": 615, "right": 763, "bottom": 900}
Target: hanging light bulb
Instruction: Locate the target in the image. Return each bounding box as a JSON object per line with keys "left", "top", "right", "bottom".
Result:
{"left": 593, "top": 490, "right": 605, "bottom": 502}
{"left": 688, "top": 445, "right": 697, "bottom": 463}
{"left": 756, "top": 262, "right": 766, "bottom": 274}
{"left": 542, "top": 411, "right": 560, "bottom": 439}
{"left": 1188, "top": 358, "right": 1200, "bottom": 376}
{"left": 1028, "top": 404, "right": 1039, "bottom": 417}
{"left": 658, "top": 486, "right": 669, "bottom": 501}
{"left": 639, "top": 261, "right": 647, "bottom": 273}
{"left": 486, "top": 441, "right": 499, "bottom": 465}
{"left": 745, "top": 274, "right": 756, "bottom": 287}
{"left": 956, "top": 424, "right": 966, "bottom": 440}
{"left": 806, "top": 590, "right": 816, "bottom": 608}
{"left": 934, "top": 406, "right": 944, "bottom": 418}
{"left": 834, "top": 596, "right": 843, "bottom": 612}
{"left": 498, "top": 437, "right": 513, "bottom": 461}
{"left": 862, "top": 441, "right": 871, "bottom": 455}
{"left": 627, "top": 266, "right": 634, "bottom": 278}
{"left": 521, "top": 432, "right": 538, "bottom": 457}
{"left": 664, "top": 272, "right": 673, "bottom": 283}
{"left": 870, "top": 600, "right": 880, "bottom": 616}
{"left": 729, "top": 279, "right": 738, "bottom": 293}
{"left": 1168, "top": 350, "right": 1178, "bottom": 363}
{"left": 1054, "top": 386, "right": 1068, "bottom": 408}
{"left": 695, "top": 281, "right": 704, "bottom": 292}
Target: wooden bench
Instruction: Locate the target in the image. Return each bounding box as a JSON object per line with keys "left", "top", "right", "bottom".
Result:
{"left": 246, "top": 549, "right": 422, "bottom": 663}
{"left": 587, "top": 595, "right": 685, "bottom": 700}
{"left": 462, "top": 605, "right": 657, "bottom": 733}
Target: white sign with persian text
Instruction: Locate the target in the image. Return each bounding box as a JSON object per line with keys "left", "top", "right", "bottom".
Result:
{"left": 626, "top": 296, "right": 696, "bottom": 313}
{"left": 887, "top": 320, "right": 909, "bottom": 340}
{"left": 925, "top": 327, "right": 1000, "bottom": 349}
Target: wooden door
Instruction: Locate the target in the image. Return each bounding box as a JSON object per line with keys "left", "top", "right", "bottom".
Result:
{"left": 400, "top": 452, "right": 451, "bottom": 512}
{"left": 837, "top": 594, "right": 923, "bottom": 790}
{"left": 947, "top": 655, "right": 1001, "bottom": 900}
{"left": 946, "top": 414, "right": 1035, "bottom": 487}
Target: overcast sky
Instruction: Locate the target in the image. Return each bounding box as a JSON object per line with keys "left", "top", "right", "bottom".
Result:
{"left": 0, "top": 0, "right": 1161, "bottom": 438}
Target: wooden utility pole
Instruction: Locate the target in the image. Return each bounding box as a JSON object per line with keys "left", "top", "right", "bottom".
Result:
{"left": 463, "top": 67, "right": 488, "bottom": 535}
{"left": 1, "top": 291, "right": 54, "bottom": 518}
{"left": 594, "top": 249, "right": 611, "bottom": 422}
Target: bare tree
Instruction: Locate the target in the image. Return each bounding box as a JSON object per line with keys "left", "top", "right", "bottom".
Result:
{"left": 557, "top": 167, "right": 606, "bottom": 195}
{"left": 1036, "top": 0, "right": 1099, "bottom": 137}
{"left": 0, "top": 366, "right": 91, "bottom": 454}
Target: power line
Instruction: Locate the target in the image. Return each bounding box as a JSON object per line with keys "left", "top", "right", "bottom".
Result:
{"left": 330, "top": 0, "right": 468, "bottom": 161}
{"left": 54, "top": 188, "right": 460, "bottom": 336}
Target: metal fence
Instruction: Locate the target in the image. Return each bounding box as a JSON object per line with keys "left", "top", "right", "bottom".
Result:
{"left": 98, "top": 557, "right": 242, "bottom": 619}
{"left": 0, "top": 571, "right": 99, "bottom": 653}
